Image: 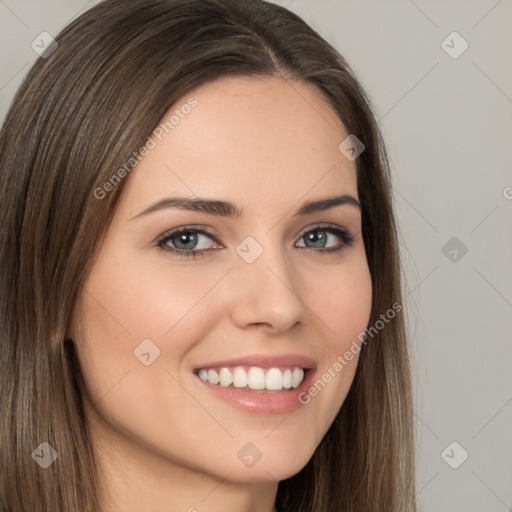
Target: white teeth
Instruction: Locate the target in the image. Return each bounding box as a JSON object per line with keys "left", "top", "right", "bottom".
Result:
{"left": 219, "top": 367, "right": 233, "bottom": 387}
{"left": 207, "top": 369, "right": 220, "bottom": 385}
{"left": 233, "top": 367, "right": 247, "bottom": 388}
{"left": 196, "top": 366, "right": 306, "bottom": 391}
{"left": 247, "top": 367, "right": 265, "bottom": 389}
{"left": 265, "top": 368, "right": 282, "bottom": 390}
{"left": 292, "top": 368, "right": 304, "bottom": 388}
{"left": 282, "top": 369, "right": 292, "bottom": 389}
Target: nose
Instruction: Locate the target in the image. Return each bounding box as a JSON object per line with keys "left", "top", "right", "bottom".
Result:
{"left": 229, "top": 241, "right": 306, "bottom": 334}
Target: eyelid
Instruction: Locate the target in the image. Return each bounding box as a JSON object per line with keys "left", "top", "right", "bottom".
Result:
{"left": 155, "top": 224, "right": 221, "bottom": 245}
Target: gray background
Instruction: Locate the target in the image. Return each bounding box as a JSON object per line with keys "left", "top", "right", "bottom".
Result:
{"left": 1, "top": 0, "right": 511, "bottom": 510}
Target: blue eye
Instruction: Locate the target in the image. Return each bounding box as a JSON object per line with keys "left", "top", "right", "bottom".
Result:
{"left": 156, "top": 224, "right": 355, "bottom": 259}
{"left": 295, "top": 225, "right": 355, "bottom": 252}
{"left": 157, "top": 226, "right": 217, "bottom": 258}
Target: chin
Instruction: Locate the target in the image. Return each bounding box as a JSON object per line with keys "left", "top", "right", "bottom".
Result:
{"left": 221, "top": 442, "right": 317, "bottom": 484}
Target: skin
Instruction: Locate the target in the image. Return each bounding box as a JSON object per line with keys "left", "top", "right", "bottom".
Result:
{"left": 68, "top": 76, "right": 373, "bottom": 512}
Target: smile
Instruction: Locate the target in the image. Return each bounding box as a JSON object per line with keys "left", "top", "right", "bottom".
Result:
{"left": 195, "top": 366, "right": 305, "bottom": 391}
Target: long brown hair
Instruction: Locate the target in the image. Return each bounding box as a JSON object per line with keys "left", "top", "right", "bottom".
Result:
{"left": 0, "top": 0, "right": 415, "bottom": 510}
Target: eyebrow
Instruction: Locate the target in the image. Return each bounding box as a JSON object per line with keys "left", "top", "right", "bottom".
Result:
{"left": 129, "top": 194, "right": 361, "bottom": 221}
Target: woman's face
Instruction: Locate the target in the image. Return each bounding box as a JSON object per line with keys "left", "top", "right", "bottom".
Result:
{"left": 70, "top": 76, "right": 372, "bottom": 488}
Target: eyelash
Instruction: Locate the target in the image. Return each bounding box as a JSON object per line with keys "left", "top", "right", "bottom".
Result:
{"left": 156, "top": 224, "right": 356, "bottom": 259}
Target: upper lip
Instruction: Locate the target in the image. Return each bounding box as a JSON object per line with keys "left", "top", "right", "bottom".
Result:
{"left": 192, "top": 353, "right": 317, "bottom": 371}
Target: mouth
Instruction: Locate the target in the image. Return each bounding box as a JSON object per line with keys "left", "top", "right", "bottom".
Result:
{"left": 191, "top": 355, "right": 317, "bottom": 415}
{"left": 194, "top": 365, "right": 309, "bottom": 392}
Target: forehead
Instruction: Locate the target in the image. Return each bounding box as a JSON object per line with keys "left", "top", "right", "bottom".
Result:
{"left": 119, "top": 76, "right": 358, "bottom": 216}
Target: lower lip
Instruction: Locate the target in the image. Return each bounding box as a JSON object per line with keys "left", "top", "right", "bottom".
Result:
{"left": 194, "top": 369, "right": 316, "bottom": 415}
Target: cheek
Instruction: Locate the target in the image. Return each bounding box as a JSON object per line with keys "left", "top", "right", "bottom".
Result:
{"left": 72, "top": 264, "right": 217, "bottom": 471}
{"left": 300, "top": 256, "right": 372, "bottom": 433}
{"left": 313, "top": 250, "right": 373, "bottom": 348}
{"left": 76, "top": 252, "right": 212, "bottom": 360}
{"left": 328, "top": 262, "right": 373, "bottom": 343}
{"left": 90, "top": 252, "right": 225, "bottom": 337}
{"left": 72, "top": 253, "right": 233, "bottom": 437}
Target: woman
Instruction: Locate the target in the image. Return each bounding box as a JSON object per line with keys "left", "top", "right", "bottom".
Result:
{"left": 0, "top": 0, "right": 416, "bottom": 510}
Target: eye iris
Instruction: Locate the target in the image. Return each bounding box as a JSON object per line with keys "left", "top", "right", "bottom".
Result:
{"left": 306, "top": 230, "right": 326, "bottom": 248}
{"left": 174, "top": 231, "right": 197, "bottom": 249}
